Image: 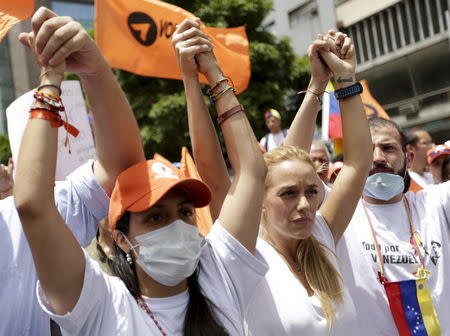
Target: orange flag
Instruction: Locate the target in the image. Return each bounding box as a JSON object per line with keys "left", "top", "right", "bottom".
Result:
{"left": 153, "top": 149, "right": 213, "bottom": 236}
{"left": 95, "top": 0, "right": 251, "bottom": 93}
{"left": 361, "top": 79, "right": 390, "bottom": 120}
{"left": 0, "top": 0, "right": 34, "bottom": 42}
{"left": 180, "top": 147, "right": 213, "bottom": 236}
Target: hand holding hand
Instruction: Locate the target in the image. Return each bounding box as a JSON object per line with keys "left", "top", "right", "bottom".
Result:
{"left": 307, "top": 34, "right": 333, "bottom": 93}
{"left": 319, "top": 31, "right": 356, "bottom": 88}
{"left": 172, "top": 18, "right": 214, "bottom": 80}
{"left": 18, "top": 7, "right": 104, "bottom": 77}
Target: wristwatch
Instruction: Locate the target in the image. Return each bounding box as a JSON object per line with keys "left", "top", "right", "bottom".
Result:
{"left": 334, "top": 82, "right": 363, "bottom": 100}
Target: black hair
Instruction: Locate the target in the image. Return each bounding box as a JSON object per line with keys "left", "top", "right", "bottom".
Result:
{"left": 332, "top": 153, "right": 344, "bottom": 163}
{"left": 405, "top": 129, "right": 421, "bottom": 147}
{"left": 109, "top": 211, "right": 229, "bottom": 336}
{"left": 95, "top": 229, "right": 114, "bottom": 271}
{"left": 368, "top": 117, "right": 407, "bottom": 152}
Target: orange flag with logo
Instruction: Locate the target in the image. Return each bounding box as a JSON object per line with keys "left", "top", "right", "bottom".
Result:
{"left": 153, "top": 149, "right": 213, "bottom": 236}
{"left": 0, "top": 0, "right": 34, "bottom": 42}
{"left": 95, "top": 0, "right": 251, "bottom": 93}
{"left": 361, "top": 79, "right": 390, "bottom": 120}
{"left": 180, "top": 147, "right": 213, "bottom": 236}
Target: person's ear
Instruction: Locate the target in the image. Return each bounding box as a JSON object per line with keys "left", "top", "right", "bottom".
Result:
{"left": 112, "top": 230, "right": 131, "bottom": 254}
{"left": 406, "top": 150, "right": 414, "bottom": 169}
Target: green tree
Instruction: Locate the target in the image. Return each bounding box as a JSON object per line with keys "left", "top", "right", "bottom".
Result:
{"left": 0, "top": 134, "right": 12, "bottom": 164}
{"left": 113, "top": 0, "right": 310, "bottom": 160}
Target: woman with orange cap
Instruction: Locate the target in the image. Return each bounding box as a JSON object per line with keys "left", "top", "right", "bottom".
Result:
{"left": 14, "top": 17, "right": 267, "bottom": 336}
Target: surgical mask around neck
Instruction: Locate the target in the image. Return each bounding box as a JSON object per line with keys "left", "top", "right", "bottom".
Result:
{"left": 128, "top": 220, "right": 203, "bottom": 286}
{"left": 363, "top": 173, "right": 405, "bottom": 201}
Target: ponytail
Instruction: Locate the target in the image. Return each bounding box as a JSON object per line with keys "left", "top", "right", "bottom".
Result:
{"left": 297, "top": 236, "right": 343, "bottom": 327}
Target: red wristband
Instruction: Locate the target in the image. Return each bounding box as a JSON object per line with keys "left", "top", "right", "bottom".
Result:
{"left": 29, "top": 109, "right": 79, "bottom": 137}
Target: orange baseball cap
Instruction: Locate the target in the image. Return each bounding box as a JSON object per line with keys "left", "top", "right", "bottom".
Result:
{"left": 108, "top": 159, "right": 211, "bottom": 230}
{"left": 328, "top": 161, "right": 343, "bottom": 182}
{"left": 427, "top": 145, "right": 450, "bottom": 164}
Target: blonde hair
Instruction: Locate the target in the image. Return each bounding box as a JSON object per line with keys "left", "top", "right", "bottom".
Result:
{"left": 263, "top": 146, "right": 343, "bottom": 327}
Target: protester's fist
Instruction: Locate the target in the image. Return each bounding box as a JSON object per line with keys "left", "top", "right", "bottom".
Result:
{"left": 172, "top": 18, "right": 214, "bottom": 79}
{"left": 18, "top": 7, "right": 103, "bottom": 76}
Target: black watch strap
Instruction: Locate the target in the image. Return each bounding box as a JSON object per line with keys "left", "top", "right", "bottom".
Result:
{"left": 334, "top": 82, "right": 363, "bottom": 100}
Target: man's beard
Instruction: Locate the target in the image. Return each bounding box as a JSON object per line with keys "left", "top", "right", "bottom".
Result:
{"left": 369, "top": 159, "right": 407, "bottom": 179}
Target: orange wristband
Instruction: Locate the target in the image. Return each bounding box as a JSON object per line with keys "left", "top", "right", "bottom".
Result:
{"left": 29, "top": 109, "right": 79, "bottom": 137}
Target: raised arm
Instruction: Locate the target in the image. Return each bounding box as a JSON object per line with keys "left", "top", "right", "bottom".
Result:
{"left": 172, "top": 19, "right": 230, "bottom": 221}
{"left": 284, "top": 35, "right": 332, "bottom": 150}
{"left": 173, "top": 20, "right": 267, "bottom": 252}
{"left": 318, "top": 34, "right": 372, "bottom": 243}
{"left": 19, "top": 7, "right": 145, "bottom": 195}
{"left": 14, "top": 37, "right": 84, "bottom": 315}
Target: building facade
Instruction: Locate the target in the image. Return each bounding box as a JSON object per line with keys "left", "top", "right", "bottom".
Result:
{"left": 263, "top": 0, "right": 450, "bottom": 143}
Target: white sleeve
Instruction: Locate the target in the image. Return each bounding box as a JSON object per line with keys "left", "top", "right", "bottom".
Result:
{"left": 313, "top": 212, "right": 336, "bottom": 251}
{"left": 414, "top": 180, "right": 450, "bottom": 232}
{"left": 54, "top": 160, "right": 109, "bottom": 247}
{"left": 202, "top": 221, "right": 268, "bottom": 313}
{"left": 36, "top": 251, "right": 118, "bottom": 334}
{"left": 260, "top": 136, "right": 266, "bottom": 147}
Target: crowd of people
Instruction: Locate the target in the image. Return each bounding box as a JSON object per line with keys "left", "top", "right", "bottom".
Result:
{"left": 1, "top": 7, "right": 449, "bottom": 336}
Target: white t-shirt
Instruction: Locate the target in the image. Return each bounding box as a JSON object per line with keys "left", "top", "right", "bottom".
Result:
{"left": 246, "top": 213, "right": 358, "bottom": 336}
{"left": 409, "top": 170, "right": 434, "bottom": 188}
{"left": 0, "top": 160, "right": 109, "bottom": 336}
{"left": 37, "top": 222, "right": 269, "bottom": 335}
{"left": 337, "top": 181, "right": 450, "bottom": 336}
{"left": 260, "top": 130, "right": 287, "bottom": 152}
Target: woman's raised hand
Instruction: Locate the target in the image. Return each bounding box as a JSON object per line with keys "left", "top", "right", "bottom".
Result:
{"left": 172, "top": 18, "right": 214, "bottom": 79}
{"left": 18, "top": 7, "right": 103, "bottom": 76}
{"left": 319, "top": 31, "right": 356, "bottom": 85}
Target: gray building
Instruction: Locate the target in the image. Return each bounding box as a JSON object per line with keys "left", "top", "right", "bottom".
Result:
{"left": 263, "top": 0, "right": 450, "bottom": 143}
{"left": 0, "top": 0, "right": 94, "bottom": 134}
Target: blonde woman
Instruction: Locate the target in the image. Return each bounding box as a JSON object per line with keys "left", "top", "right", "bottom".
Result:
{"left": 188, "top": 32, "right": 372, "bottom": 334}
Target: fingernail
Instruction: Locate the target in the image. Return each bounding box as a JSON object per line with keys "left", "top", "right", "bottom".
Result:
{"left": 48, "top": 58, "right": 56, "bottom": 65}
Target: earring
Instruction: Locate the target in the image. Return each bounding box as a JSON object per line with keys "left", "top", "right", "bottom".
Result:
{"left": 126, "top": 253, "right": 133, "bottom": 265}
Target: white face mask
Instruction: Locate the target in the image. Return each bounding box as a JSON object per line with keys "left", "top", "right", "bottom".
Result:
{"left": 127, "top": 220, "right": 203, "bottom": 287}
{"left": 363, "top": 172, "right": 405, "bottom": 201}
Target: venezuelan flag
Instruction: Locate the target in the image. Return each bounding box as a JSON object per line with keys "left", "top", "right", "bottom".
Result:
{"left": 321, "top": 81, "right": 342, "bottom": 139}
{"left": 384, "top": 278, "right": 441, "bottom": 336}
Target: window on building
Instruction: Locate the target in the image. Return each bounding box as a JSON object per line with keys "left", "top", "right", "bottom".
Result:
{"left": 51, "top": 1, "right": 94, "bottom": 31}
